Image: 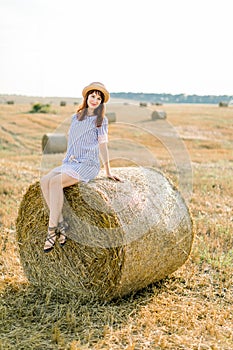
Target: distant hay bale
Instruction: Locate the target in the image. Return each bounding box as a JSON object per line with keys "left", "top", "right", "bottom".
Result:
{"left": 42, "top": 133, "right": 67, "bottom": 154}
{"left": 151, "top": 110, "right": 167, "bottom": 120}
{"left": 151, "top": 102, "right": 163, "bottom": 106}
{"left": 106, "top": 112, "right": 116, "bottom": 123}
{"left": 218, "top": 101, "right": 228, "bottom": 107}
{"left": 16, "top": 167, "right": 193, "bottom": 301}
{"left": 140, "top": 102, "right": 147, "bottom": 107}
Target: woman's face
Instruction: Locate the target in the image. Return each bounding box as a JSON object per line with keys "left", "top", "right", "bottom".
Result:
{"left": 87, "top": 91, "right": 102, "bottom": 109}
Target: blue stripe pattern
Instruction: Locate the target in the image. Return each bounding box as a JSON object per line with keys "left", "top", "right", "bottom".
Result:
{"left": 53, "top": 114, "right": 108, "bottom": 183}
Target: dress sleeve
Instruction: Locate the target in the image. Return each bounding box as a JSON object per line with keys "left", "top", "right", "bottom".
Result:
{"left": 67, "top": 114, "right": 77, "bottom": 136}
{"left": 71, "top": 113, "right": 78, "bottom": 122}
{"left": 97, "top": 116, "right": 108, "bottom": 144}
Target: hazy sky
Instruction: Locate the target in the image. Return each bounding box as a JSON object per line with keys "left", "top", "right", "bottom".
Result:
{"left": 0, "top": 0, "right": 232, "bottom": 97}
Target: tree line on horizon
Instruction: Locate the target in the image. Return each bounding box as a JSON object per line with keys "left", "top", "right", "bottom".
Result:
{"left": 110, "top": 92, "right": 232, "bottom": 104}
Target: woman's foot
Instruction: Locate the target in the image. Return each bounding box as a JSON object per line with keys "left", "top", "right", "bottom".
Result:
{"left": 57, "top": 220, "right": 69, "bottom": 247}
{"left": 43, "top": 227, "right": 57, "bottom": 253}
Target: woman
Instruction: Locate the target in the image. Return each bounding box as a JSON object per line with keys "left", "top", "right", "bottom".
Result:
{"left": 40, "top": 82, "right": 121, "bottom": 253}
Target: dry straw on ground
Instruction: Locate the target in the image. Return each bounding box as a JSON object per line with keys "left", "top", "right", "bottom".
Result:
{"left": 42, "top": 133, "right": 67, "bottom": 154}
{"left": 16, "top": 166, "right": 193, "bottom": 301}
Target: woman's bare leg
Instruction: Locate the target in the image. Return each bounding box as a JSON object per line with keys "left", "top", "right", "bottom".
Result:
{"left": 40, "top": 171, "right": 63, "bottom": 222}
{"left": 43, "top": 173, "right": 78, "bottom": 251}
{"left": 40, "top": 171, "right": 57, "bottom": 208}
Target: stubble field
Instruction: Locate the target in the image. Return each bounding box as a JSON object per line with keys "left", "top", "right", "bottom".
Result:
{"left": 0, "top": 99, "right": 232, "bottom": 349}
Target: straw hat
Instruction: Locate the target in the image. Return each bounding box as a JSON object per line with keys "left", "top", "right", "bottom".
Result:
{"left": 82, "top": 82, "right": 110, "bottom": 103}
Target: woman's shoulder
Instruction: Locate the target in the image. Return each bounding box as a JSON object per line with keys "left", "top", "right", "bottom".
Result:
{"left": 103, "top": 115, "right": 108, "bottom": 124}
{"left": 71, "top": 113, "right": 80, "bottom": 121}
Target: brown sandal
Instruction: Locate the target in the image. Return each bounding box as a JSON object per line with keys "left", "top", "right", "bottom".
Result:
{"left": 43, "top": 227, "right": 57, "bottom": 253}
{"left": 57, "top": 220, "right": 69, "bottom": 247}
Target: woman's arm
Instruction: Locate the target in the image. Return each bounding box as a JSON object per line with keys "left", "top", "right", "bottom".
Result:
{"left": 99, "top": 143, "right": 122, "bottom": 181}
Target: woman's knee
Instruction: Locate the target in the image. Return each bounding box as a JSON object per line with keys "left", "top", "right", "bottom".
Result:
{"left": 49, "top": 174, "right": 62, "bottom": 187}
{"left": 40, "top": 172, "right": 54, "bottom": 188}
{"left": 49, "top": 174, "right": 78, "bottom": 189}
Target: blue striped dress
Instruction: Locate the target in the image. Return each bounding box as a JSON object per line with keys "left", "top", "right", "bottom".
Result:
{"left": 52, "top": 113, "right": 108, "bottom": 183}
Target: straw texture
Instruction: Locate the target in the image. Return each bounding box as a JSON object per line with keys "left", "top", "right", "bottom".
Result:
{"left": 16, "top": 167, "right": 193, "bottom": 301}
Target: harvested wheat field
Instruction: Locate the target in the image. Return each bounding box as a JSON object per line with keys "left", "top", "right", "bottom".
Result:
{"left": 0, "top": 99, "right": 232, "bottom": 349}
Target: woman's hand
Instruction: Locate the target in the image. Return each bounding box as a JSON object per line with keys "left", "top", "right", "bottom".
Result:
{"left": 107, "top": 174, "right": 123, "bottom": 182}
{"left": 99, "top": 143, "right": 123, "bottom": 182}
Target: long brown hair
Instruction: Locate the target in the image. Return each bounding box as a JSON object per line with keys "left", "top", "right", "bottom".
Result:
{"left": 76, "top": 89, "right": 105, "bottom": 127}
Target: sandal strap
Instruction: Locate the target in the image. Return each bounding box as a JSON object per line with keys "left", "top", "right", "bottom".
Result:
{"left": 45, "top": 226, "right": 58, "bottom": 245}
{"left": 48, "top": 226, "right": 57, "bottom": 231}
{"left": 58, "top": 221, "right": 69, "bottom": 235}
{"left": 45, "top": 233, "right": 57, "bottom": 244}
{"left": 58, "top": 220, "right": 69, "bottom": 228}
{"left": 59, "top": 232, "right": 67, "bottom": 238}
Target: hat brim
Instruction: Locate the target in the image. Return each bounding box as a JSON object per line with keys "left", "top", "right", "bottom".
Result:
{"left": 82, "top": 83, "right": 110, "bottom": 103}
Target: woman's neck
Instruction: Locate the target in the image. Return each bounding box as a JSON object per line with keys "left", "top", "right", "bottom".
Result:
{"left": 87, "top": 108, "right": 95, "bottom": 116}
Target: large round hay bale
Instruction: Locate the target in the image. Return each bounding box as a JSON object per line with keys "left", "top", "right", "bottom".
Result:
{"left": 16, "top": 167, "right": 193, "bottom": 301}
{"left": 42, "top": 133, "right": 67, "bottom": 154}
{"left": 151, "top": 110, "right": 167, "bottom": 120}
{"left": 218, "top": 101, "right": 228, "bottom": 107}
{"left": 106, "top": 112, "right": 116, "bottom": 123}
